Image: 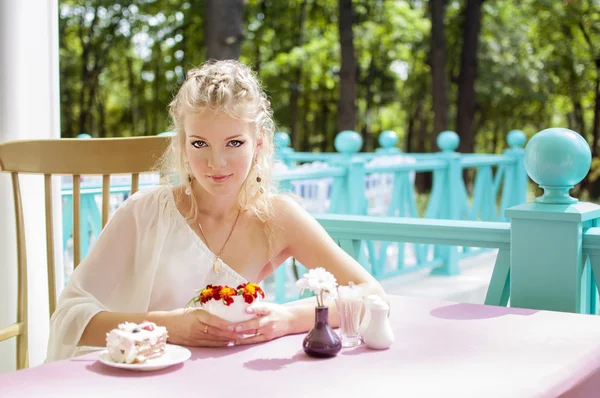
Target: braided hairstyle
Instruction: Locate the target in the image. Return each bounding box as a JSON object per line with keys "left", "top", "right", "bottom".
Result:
{"left": 158, "top": 60, "right": 278, "bottom": 239}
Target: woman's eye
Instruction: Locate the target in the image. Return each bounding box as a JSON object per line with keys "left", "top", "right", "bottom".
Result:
{"left": 228, "top": 140, "right": 244, "bottom": 147}
{"left": 191, "top": 141, "right": 207, "bottom": 148}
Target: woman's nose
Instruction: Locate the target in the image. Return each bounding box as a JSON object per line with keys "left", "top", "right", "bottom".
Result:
{"left": 207, "top": 150, "right": 227, "bottom": 169}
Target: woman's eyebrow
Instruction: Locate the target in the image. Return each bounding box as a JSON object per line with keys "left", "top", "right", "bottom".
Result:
{"left": 189, "top": 134, "right": 244, "bottom": 140}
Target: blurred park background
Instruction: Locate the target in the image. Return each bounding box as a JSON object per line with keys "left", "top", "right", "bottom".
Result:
{"left": 57, "top": 0, "right": 600, "bottom": 197}
{"left": 57, "top": 3, "right": 596, "bottom": 153}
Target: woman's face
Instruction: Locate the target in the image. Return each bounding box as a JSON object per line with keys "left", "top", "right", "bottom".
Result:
{"left": 183, "top": 108, "right": 258, "bottom": 198}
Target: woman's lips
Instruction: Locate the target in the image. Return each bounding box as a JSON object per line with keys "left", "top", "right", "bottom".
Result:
{"left": 208, "top": 174, "right": 232, "bottom": 183}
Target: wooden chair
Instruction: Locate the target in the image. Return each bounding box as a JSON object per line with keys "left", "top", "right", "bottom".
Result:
{"left": 0, "top": 136, "right": 170, "bottom": 369}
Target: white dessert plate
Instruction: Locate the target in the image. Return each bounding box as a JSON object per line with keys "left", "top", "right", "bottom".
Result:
{"left": 98, "top": 344, "right": 191, "bottom": 372}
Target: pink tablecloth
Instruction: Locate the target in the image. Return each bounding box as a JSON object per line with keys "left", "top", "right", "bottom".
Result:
{"left": 2, "top": 295, "right": 600, "bottom": 398}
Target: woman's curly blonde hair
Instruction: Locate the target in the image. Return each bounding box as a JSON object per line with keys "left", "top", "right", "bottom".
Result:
{"left": 156, "top": 60, "right": 279, "bottom": 249}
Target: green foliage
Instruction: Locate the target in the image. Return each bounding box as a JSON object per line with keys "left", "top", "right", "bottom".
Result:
{"left": 58, "top": 0, "right": 600, "bottom": 163}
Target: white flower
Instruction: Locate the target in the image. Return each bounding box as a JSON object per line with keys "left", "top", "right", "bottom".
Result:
{"left": 296, "top": 267, "right": 338, "bottom": 307}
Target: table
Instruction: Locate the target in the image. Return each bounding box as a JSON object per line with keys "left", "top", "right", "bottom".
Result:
{"left": 2, "top": 295, "right": 600, "bottom": 397}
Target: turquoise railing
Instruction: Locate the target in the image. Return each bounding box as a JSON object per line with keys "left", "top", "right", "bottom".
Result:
{"left": 312, "top": 127, "right": 599, "bottom": 316}
{"left": 314, "top": 214, "right": 511, "bottom": 306}
{"left": 274, "top": 130, "right": 526, "bottom": 227}
{"left": 269, "top": 129, "right": 527, "bottom": 299}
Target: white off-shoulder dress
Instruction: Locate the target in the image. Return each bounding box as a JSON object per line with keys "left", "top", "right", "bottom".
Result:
{"left": 46, "top": 185, "right": 248, "bottom": 362}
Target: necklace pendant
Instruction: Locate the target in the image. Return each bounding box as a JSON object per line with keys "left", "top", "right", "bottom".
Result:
{"left": 213, "top": 258, "right": 222, "bottom": 273}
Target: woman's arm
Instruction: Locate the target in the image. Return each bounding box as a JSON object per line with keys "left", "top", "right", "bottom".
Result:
{"left": 79, "top": 309, "right": 241, "bottom": 348}
{"left": 276, "top": 196, "right": 386, "bottom": 331}
{"left": 79, "top": 311, "right": 164, "bottom": 347}
{"left": 231, "top": 196, "right": 386, "bottom": 343}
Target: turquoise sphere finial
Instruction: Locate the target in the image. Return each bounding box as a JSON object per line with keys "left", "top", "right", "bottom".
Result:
{"left": 77, "top": 133, "right": 91, "bottom": 139}
{"left": 507, "top": 130, "right": 526, "bottom": 148}
{"left": 335, "top": 130, "right": 363, "bottom": 154}
{"left": 274, "top": 132, "right": 291, "bottom": 149}
{"left": 437, "top": 131, "right": 459, "bottom": 152}
{"left": 378, "top": 130, "right": 398, "bottom": 149}
{"left": 524, "top": 128, "right": 591, "bottom": 204}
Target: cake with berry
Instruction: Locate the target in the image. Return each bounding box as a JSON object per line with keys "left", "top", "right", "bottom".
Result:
{"left": 105, "top": 321, "right": 168, "bottom": 364}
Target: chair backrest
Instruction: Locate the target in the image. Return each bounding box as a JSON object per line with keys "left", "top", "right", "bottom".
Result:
{"left": 0, "top": 135, "right": 171, "bottom": 369}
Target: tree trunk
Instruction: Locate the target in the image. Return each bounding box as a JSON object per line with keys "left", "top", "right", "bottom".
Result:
{"left": 78, "top": 66, "right": 90, "bottom": 136}
{"left": 126, "top": 56, "right": 138, "bottom": 135}
{"left": 416, "top": 102, "right": 427, "bottom": 154}
{"left": 289, "top": 0, "right": 309, "bottom": 150}
{"left": 320, "top": 93, "right": 330, "bottom": 152}
{"left": 561, "top": 22, "right": 585, "bottom": 137}
{"left": 493, "top": 124, "right": 501, "bottom": 154}
{"left": 254, "top": 0, "right": 268, "bottom": 74}
{"left": 151, "top": 57, "right": 160, "bottom": 136}
{"left": 361, "top": 58, "right": 376, "bottom": 151}
{"left": 84, "top": 59, "right": 108, "bottom": 137}
{"left": 592, "top": 57, "right": 600, "bottom": 157}
{"left": 77, "top": 7, "right": 99, "bottom": 136}
{"left": 337, "top": 0, "right": 357, "bottom": 133}
{"left": 406, "top": 108, "right": 416, "bottom": 153}
{"left": 326, "top": 92, "right": 336, "bottom": 152}
{"left": 61, "top": 80, "right": 74, "bottom": 138}
{"left": 455, "top": 0, "right": 484, "bottom": 154}
{"left": 414, "top": 99, "right": 429, "bottom": 192}
{"left": 204, "top": 0, "right": 244, "bottom": 60}
{"left": 429, "top": 0, "right": 448, "bottom": 136}
{"left": 96, "top": 91, "right": 107, "bottom": 138}
{"left": 301, "top": 91, "right": 311, "bottom": 152}
{"left": 566, "top": 106, "right": 583, "bottom": 134}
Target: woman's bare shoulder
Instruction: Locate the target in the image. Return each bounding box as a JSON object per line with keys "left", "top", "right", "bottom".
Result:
{"left": 268, "top": 193, "right": 324, "bottom": 241}
{"left": 269, "top": 193, "right": 305, "bottom": 224}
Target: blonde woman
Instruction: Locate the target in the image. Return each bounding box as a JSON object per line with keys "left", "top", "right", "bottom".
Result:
{"left": 46, "top": 60, "right": 386, "bottom": 362}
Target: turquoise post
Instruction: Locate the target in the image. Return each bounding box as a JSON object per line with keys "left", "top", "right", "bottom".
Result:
{"left": 431, "top": 131, "right": 461, "bottom": 276}
{"left": 499, "top": 130, "right": 527, "bottom": 220}
{"left": 375, "top": 130, "right": 400, "bottom": 155}
{"left": 333, "top": 130, "right": 370, "bottom": 268}
{"left": 274, "top": 132, "right": 295, "bottom": 168}
{"left": 333, "top": 130, "right": 366, "bottom": 215}
{"left": 507, "top": 127, "right": 600, "bottom": 313}
{"left": 273, "top": 132, "right": 295, "bottom": 195}
{"left": 373, "top": 129, "right": 414, "bottom": 274}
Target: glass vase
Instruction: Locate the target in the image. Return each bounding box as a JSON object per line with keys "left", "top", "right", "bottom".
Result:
{"left": 302, "top": 307, "right": 342, "bottom": 358}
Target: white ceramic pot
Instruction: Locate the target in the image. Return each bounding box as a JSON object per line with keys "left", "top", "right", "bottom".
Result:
{"left": 363, "top": 299, "right": 394, "bottom": 350}
{"left": 202, "top": 296, "right": 259, "bottom": 323}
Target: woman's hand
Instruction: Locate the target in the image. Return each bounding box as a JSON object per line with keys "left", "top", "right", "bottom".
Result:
{"left": 229, "top": 302, "right": 296, "bottom": 345}
{"left": 154, "top": 308, "right": 243, "bottom": 347}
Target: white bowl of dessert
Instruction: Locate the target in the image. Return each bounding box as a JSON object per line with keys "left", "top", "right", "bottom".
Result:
{"left": 202, "top": 295, "right": 259, "bottom": 323}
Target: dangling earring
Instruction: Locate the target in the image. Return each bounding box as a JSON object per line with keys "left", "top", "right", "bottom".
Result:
{"left": 184, "top": 161, "right": 193, "bottom": 195}
{"left": 255, "top": 164, "right": 264, "bottom": 194}
{"left": 185, "top": 175, "right": 193, "bottom": 195}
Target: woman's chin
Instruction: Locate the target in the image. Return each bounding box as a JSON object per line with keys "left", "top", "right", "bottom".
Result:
{"left": 201, "top": 183, "right": 241, "bottom": 197}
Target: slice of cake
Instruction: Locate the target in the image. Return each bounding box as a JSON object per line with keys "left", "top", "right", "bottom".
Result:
{"left": 105, "top": 321, "right": 168, "bottom": 364}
